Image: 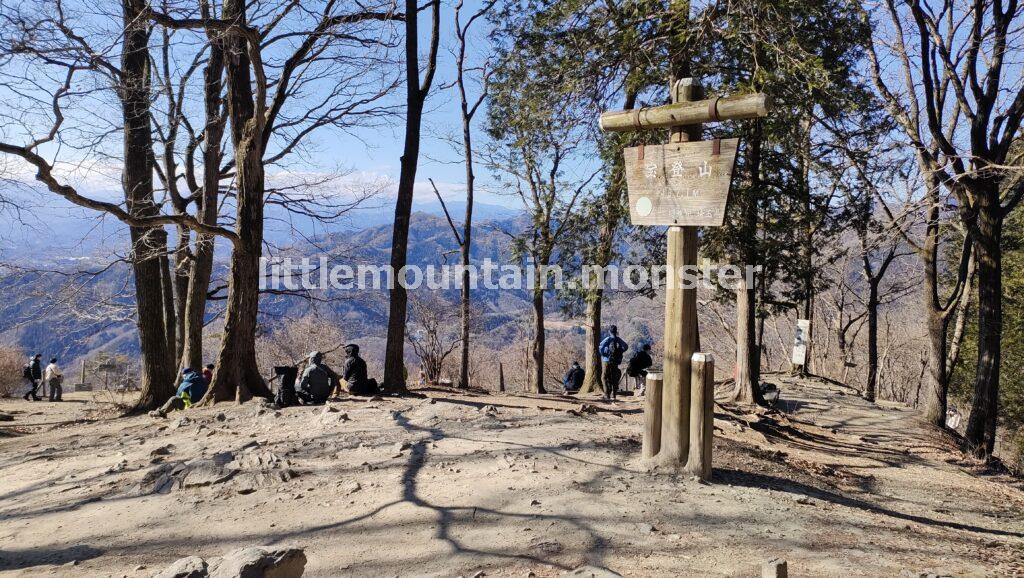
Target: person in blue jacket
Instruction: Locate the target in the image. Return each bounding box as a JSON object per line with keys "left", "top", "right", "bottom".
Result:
{"left": 562, "top": 361, "right": 585, "bottom": 393}
{"left": 149, "top": 368, "right": 209, "bottom": 418}
{"left": 599, "top": 325, "right": 629, "bottom": 401}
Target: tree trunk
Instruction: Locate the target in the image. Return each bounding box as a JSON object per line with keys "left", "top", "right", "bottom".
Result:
{"left": 122, "top": 0, "right": 176, "bottom": 411}
{"left": 965, "top": 198, "right": 1002, "bottom": 458}
{"left": 457, "top": 99, "right": 475, "bottom": 389}
{"left": 580, "top": 292, "right": 603, "bottom": 394}
{"left": 731, "top": 117, "right": 762, "bottom": 405}
{"left": 179, "top": 34, "right": 224, "bottom": 374}
{"left": 865, "top": 281, "right": 879, "bottom": 402}
{"left": 919, "top": 171, "right": 949, "bottom": 427}
{"left": 529, "top": 261, "right": 547, "bottom": 394}
{"left": 160, "top": 252, "right": 177, "bottom": 365}
{"left": 172, "top": 227, "right": 189, "bottom": 363}
{"left": 383, "top": 0, "right": 436, "bottom": 393}
{"left": 922, "top": 306, "right": 949, "bottom": 424}
{"left": 579, "top": 88, "right": 633, "bottom": 395}
{"left": 201, "top": 0, "right": 271, "bottom": 403}
{"left": 794, "top": 114, "right": 814, "bottom": 377}
{"left": 732, "top": 274, "right": 764, "bottom": 405}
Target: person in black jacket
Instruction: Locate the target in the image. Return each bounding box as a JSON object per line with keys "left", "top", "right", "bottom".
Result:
{"left": 22, "top": 354, "right": 42, "bottom": 401}
{"left": 626, "top": 344, "right": 654, "bottom": 394}
{"left": 342, "top": 344, "right": 379, "bottom": 396}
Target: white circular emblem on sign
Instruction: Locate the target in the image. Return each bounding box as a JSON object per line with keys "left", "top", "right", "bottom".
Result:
{"left": 636, "top": 196, "right": 653, "bottom": 217}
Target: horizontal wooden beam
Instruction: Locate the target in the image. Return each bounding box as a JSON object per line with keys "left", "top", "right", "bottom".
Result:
{"left": 599, "top": 93, "right": 770, "bottom": 132}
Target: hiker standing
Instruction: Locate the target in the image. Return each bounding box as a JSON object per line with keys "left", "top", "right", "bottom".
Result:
{"left": 44, "top": 357, "right": 63, "bottom": 402}
{"left": 562, "top": 361, "right": 585, "bottom": 394}
{"left": 201, "top": 364, "right": 214, "bottom": 386}
{"left": 626, "top": 344, "right": 654, "bottom": 394}
{"left": 599, "top": 325, "right": 629, "bottom": 402}
{"left": 22, "top": 354, "right": 42, "bottom": 401}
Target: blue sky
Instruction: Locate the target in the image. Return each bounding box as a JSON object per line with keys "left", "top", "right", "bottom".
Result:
{"left": 0, "top": 0, "right": 521, "bottom": 259}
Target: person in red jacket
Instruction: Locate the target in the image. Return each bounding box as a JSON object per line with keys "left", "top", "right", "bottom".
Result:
{"left": 201, "top": 364, "right": 214, "bottom": 386}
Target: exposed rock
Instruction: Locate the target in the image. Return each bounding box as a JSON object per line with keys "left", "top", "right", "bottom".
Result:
{"left": 182, "top": 460, "right": 235, "bottom": 488}
{"left": 153, "top": 548, "right": 304, "bottom": 578}
{"left": 207, "top": 547, "right": 306, "bottom": 578}
{"left": 233, "top": 469, "right": 296, "bottom": 495}
{"left": 153, "top": 555, "right": 207, "bottom": 578}
{"left": 212, "top": 451, "right": 235, "bottom": 466}
{"left": 150, "top": 444, "right": 175, "bottom": 457}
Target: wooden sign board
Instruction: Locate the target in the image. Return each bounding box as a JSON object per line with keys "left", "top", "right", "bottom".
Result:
{"left": 624, "top": 138, "right": 738, "bottom": 227}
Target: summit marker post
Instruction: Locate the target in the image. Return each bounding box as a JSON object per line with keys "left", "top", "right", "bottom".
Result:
{"left": 599, "top": 79, "right": 768, "bottom": 475}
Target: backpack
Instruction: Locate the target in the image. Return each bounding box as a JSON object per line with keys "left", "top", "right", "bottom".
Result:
{"left": 273, "top": 366, "right": 299, "bottom": 408}
{"left": 602, "top": 338, "right": 625, "bottom": 364}
{"left": 22, "top": 364, "right": 32, "bottom": 379}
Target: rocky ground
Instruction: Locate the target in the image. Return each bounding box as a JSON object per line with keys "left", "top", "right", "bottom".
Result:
{"left": 1, "top": 375, "right": 1022, "bottom": 577}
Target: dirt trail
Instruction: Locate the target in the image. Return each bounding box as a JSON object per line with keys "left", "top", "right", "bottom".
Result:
{"left": 0, "top": 377, "right": 1022, "bottom": 577}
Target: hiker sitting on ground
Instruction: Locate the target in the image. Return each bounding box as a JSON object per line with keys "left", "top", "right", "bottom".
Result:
{"left": 626, "top": 344, "right": 653, "bottom": 394}
{"left": 342, "top": 344, "right": 379, "bottom": 396}
{"left": 44, "top": 357, "right": 64, "bottom": 402}
{"left": 599, "top": 325, "right": 629, "bottom": 402}
{"left": 22, "top": 353, "right": 42, "bottom": 401}
{"left": 563, "top": 361, "right": 585, "bottom": 394}
{"left": 150, "top": 368, "right": 208, "bottom": 418}
{"left": 297, "top": 351, "right": 339, "bottom": 405}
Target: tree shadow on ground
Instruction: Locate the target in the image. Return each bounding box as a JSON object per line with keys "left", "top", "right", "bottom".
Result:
{"left": 0, "top": 544, "right": 103, "bottom": 571}
{"left": 717, "top": 467, "right": 1024, "bottom": 538}
{"left": 266, "top": 408, "right": 612, "bottom": 571}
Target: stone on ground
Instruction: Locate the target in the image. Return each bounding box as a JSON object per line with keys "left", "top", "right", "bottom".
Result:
{"left": 153, "top": 555, "right": 207, "bottom": 578}
{"left": 207, "top": 547, "right": 306, "bottom": 578}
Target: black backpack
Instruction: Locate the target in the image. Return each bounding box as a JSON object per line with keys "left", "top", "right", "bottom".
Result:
{"left": 22, "top": 364, "right": 32, "bottom": 379}
{"left": 273, "top": 366, "right": 299, "bottom": 407}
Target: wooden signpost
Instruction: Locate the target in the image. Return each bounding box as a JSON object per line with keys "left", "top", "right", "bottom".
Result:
{"left": 623, "top": 138, "right": 739, "bottom": 227}
{"left": 599, "top": 79, "right": 769, "bottom": 480}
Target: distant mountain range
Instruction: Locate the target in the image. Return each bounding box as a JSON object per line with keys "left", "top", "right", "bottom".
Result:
{"left": 0, "top": 211, "right": 537, "bottom": 367}
{"left": 0, "top": 188, "right": 522, "bottom": 262}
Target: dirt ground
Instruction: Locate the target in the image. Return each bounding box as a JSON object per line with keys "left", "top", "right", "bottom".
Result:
{"left": 1, "top": 375, "right": 1023, "bottom": 577}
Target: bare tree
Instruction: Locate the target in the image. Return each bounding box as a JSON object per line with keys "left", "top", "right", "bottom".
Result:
{"left": 451, "top": 0, "right": 495, "bottom": 389}
{"left": 864, "top": 0, "right": 1024, "bottom": 455}
{"left": 0, "top": 0, "right": 404, "bottom": 407}
{"left": 406, "top": 291, "right": 461, "bottom": 385}
{"left": 381, "top": 0, "right": 441, "bottom": 393}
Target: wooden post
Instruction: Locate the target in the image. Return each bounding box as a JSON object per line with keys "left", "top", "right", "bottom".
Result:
{"left": 642, "top": 372, "right": 663, "bottom": 459}
{"left": 685, "top": 353, "right": 714, "bottom": 480}
{"left": 599, "top": 93, "right": 770, "bottom": 132}
{"left": 659, "top": 78, "right": 701, "bottom": 467}
{"left": 80, "top": 359, "right": 86, "bottom": 386}
{"left": 498, "top": 362, "right": 505, "bottom": 392}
